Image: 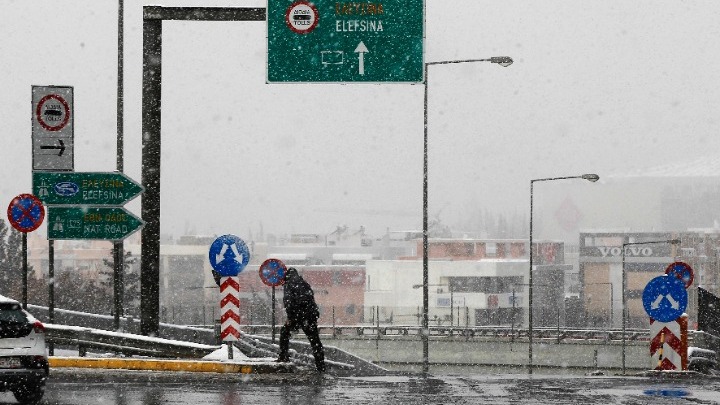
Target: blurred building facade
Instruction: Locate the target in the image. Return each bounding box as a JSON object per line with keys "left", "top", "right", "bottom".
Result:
{"left": 578, "top": 230, "right": 720, "bottom": 329}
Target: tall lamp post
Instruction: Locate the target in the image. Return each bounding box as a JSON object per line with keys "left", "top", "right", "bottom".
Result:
{"left": 621, "top": 238, "right": 680, "bottom": 375}
{"left": 529, "top": 174, "right": 599, "bottom": 375}
{"left": 422, "top": 56, "right": 513, "bottom": 375}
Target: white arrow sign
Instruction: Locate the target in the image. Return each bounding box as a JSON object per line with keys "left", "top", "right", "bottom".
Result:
{"left": 651, "top": 293, "right": 681, "bottom": 310}
{"left": 355, "top": 41, "right": 369, "bottom": 75}
{"left": 651, "top": 294, "right": 664, "bottom": 310}
{"left": 666, "top": 293, "right": 680, "bottom": 310}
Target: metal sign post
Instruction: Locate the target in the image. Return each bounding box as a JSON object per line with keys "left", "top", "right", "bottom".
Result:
{"left": 142, "top": 5, "right": 265, "bottom": 337}
{"left": 7, "top": 194, "right": 45, "bottom": 309}
{"left": 259, "top": 258, "right": 287, "bottom": 343}
{"left": 209, "top": 234, "right": 250, "bottom": 357}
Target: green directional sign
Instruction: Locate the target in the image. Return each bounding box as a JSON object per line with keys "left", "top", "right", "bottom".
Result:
{"left": 267, "top": 0, "right": 424, "bottom": 83}
{"left": 32, "top": 171, "right": 144, "bottom": 206}
{"left": 47, "top": 206, "right": 144, "bottom": 241}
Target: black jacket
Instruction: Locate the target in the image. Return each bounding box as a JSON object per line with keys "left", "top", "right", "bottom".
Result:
{"left": 283, "top": 269, "right": 320, "bottom": 323}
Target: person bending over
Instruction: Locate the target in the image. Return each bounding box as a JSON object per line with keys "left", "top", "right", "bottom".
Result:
{"left": 276, "top": 267, "right": 326, "bottom": 372}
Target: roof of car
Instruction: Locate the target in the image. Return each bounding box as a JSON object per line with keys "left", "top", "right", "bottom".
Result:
{"left": 0, "top": 294, "right": 20, "bottom": 304}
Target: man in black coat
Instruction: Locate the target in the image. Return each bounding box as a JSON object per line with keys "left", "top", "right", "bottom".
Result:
{"left": 276, "top": 267, "right": 326, "bottom": 372}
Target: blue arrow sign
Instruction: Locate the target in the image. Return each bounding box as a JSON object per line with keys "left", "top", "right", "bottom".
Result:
{"left": 208, "top": 234, "right": 250, "bottom": 277}
{"left": 642, "top": 275, "right": 688, "bottom": 322}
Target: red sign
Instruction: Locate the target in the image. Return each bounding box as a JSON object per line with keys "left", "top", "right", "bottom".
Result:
{"left": 35, "top": 94, "right": 71, "bottom": 131}
{"left": 285, "top": 1, "right": 319, "bottom": 34}
{"left": 7, "top": 194, "right": 45, "bottom": 233}
{"left": 259, "top": 258, "right": 287, "bottom": 287}
{"left": 665, "top": 261, "right": 694, "bottom": 289}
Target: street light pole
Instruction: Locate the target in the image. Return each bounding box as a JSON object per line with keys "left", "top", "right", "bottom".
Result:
{"left": 621, "top": 238, "right": 680, "bottom": 375}
{"left": 529, "top": 174, "right": 599, "bottom": 375}
{"left": 423, "top": 56, "right": 512, "bottom": 375}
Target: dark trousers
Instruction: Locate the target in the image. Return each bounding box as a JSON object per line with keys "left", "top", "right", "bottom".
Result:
{"left": 278, "top": 318, "right": 325, "bottom": 372}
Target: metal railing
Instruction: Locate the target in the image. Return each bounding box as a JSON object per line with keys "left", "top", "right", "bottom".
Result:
{"left": 234, "top": 324, "right": 656, "bottom": 343}
{"left": 45, "top": 324, "right": 219, "bottom": 358}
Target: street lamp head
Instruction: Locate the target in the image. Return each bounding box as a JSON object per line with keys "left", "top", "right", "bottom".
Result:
{"left": 491, "top": 56, "right": 513, "bottom": 67}
{"left": 669, "top": 239, "right": 681, "bottom": 245}
{"left": 582, "top": 174, "right": 600, "bottom": 183}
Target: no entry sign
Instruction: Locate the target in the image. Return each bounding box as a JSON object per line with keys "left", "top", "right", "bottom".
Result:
{"left": 7, "top": 194, "right": 45, "bottom": 233}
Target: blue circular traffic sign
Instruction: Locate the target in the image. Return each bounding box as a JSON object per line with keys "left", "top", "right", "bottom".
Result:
{"left": 7, "top": 194, "right": 45, "bottom": 233}
{"left": 208, "top": 234, "right": 250, "bottom": 277}
{"left": 259, "top": 258, "right": 287, "bottom": 287}
{"left": 642, "top": 275, "right": 688, "bottom": 322}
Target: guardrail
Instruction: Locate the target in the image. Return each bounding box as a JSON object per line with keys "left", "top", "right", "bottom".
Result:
{"left": 45, "top": 324, "right": 219, "bottom": 358}
{"left": 31, "top": 301, "right": 717, "bottom": 361}
{"left": 234, "top": 324, "right": 656, "bottom": 343}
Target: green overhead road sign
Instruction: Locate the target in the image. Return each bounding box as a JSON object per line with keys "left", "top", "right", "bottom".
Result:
{"left": 33, "top": 171, "right": 144, "bottom": 206}
{"left": 267, "top": 0, "right": 424, "bottom": 83}
{"left": 48, "top": 206, "right": 144, "bottom": 241}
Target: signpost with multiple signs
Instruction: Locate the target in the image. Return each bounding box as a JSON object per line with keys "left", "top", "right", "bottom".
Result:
{"left": 32, "top": 171, "right": 145, "bottom": 241}
{"left": 30, "top": 85, "right": 144, "bottom": 242}
{"left": 642, "top": 262, "right": 695, "bottom": 371}
{"left": 267, "top": 0, "right": 424, "bottom": 82}
{"left": 32, "top": 86, "right": 74, "bottom": 171}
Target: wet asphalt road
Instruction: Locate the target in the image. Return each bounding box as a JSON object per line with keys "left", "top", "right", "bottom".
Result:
{"left": 2, "top": 369, "right": 719, "bottom": 404}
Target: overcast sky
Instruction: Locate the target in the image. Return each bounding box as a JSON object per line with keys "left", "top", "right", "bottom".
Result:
{"left": 2, "top": 0, "right": 720, "bottom": 241}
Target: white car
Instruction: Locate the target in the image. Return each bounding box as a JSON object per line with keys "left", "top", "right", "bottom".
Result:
{"left": 0, "top": 295, "right": 48, "bottom": 404}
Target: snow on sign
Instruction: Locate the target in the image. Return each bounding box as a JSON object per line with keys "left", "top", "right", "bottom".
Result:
{"left": 31, "top": 85, "right": 74, "bottom": 171}
{"left": 7, "top": 194, "right": 45, "bottom": 233}
{"left": 664, "top": 261, "right": 694, "bottom": 289}
{"left": 268, "top": 0, "right": 424, "bottom": 82}
{"left": 208, "top": 235, "right": 250, "bottom": 277}
{"left": 259, "top": 258, "right": 287, "bottom": 287}
{"left": 650, "top": 316, "right": 688, "bottom": 371}
{"left": 642, "top": 275, "right": 688, "bottom": 322}
{"left": 220, "top": 276, "right": 241, "bottom": 341}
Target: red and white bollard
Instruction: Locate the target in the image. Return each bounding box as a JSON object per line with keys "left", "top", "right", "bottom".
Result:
{"left": 220, "top": 276, "right": 240, "bottom": 358}
{"left": 650, "top": 314, "right": 688, "bottom": 371}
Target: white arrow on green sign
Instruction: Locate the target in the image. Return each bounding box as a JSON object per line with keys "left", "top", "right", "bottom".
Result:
{"left": 267, "top": 0, "right": 424, "bottom": 83}
{"left": 32, "top": 171, "right": 144, "bottom": 206}
{"left": 47, "top": 206, "right": 144, "bottom": 241}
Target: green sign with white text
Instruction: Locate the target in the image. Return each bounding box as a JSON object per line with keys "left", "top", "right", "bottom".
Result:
{"left": 48, "top": 206, "right": 144, "bottom": 241}
{"left": 32, "top": 171, "right": 144, "bottom": 206}
{"left": 267, "top": 0, "right": 424, "bottom": 82}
